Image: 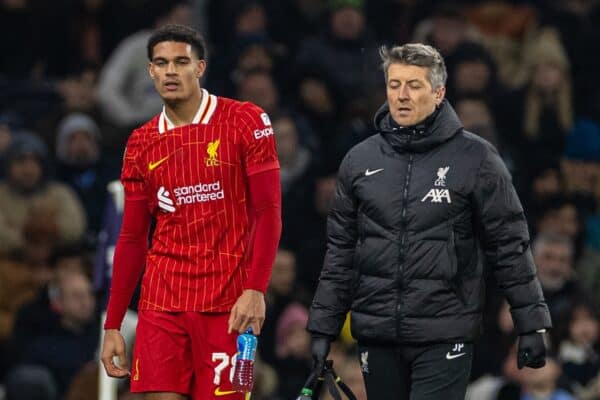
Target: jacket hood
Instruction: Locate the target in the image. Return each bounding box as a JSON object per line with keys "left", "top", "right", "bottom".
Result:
{"left": 374, "top": 99, "right": 463, "bottom": 152}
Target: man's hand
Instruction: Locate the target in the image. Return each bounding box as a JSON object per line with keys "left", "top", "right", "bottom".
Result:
{"left": 101, "top": 329, "right": 130, "bottom": 378}
{"left": 311, "top": 335, "right": 332, "bottom": 376}
{"left": 228, "top": 289, "right": 265, "bottom": 335}
{"left": 517, "top": 331, "right": 547, "bottom": 369}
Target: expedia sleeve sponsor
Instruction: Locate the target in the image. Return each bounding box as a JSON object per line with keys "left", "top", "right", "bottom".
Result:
{"left": 173, "top": 181, "right": 225, "bottom": 205}
{"left": 253, "top": 126, "right": 274, "bottom": 140}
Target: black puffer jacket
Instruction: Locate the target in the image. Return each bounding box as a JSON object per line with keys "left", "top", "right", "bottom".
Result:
{"left": 307, "top": 100, "right": 551, "bottom": 344}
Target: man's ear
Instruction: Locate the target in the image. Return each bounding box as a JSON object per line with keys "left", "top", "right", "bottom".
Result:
{"left": 196, "top": 59, "right": 207, "bottom": 80}
{"left": 434, "top": 86, "right": 446, "bottom": 105}
{"left": 148, "top": 62, "right": 155, "bottom": 80}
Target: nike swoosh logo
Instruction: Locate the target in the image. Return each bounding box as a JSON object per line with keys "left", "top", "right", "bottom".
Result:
{"left": 446, "top": 352, "right": 466, "bottom": 360}
{"left": 148, "top": 156, "right": 169, "bottom": 171}
{"left": 214, "top": 387, "right": 237, "bottom": 396}
{"left": 365, "top": 168, "right": 384, "bottom": 176}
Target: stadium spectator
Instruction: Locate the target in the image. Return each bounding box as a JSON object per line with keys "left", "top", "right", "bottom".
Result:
{"left": 295, "top": 0, "right": 381, "bottom": 110}
{"left": 556, "top": 298, "right": 600, "bottom": 392}
{"left": 96, "top": 0, "right": 192, "bottom": 130}
{"left": 274, "top": 302, "right": 311, "bottom": 399}
{"left": 533, "top": 234, "right": 582, "bottom": 322}
{"left": 6, "top": 266, "right": 98, "bottom": 398}
{"left": 498, "top": 29, "right": 574, "bottom": 167}
{"left": 273, "top": 114, "right": 313, "bottom": 195}
{"left": 520, "top": 357, "right": 574, "bottom": 400}
{"left": 262, "top": 248, "right": 301, "bottom": 365}
{"left": 446, "top": 41, "right": 501, "bottom": 104}
{"left": 0, "top": 132, "right": 86, "bottom": 254}
{"left": 236, "top": 69, "right": 282, "bottom": 116}
{"left": 412, "top": 2, "right": 479, "bottom": 73}
{"left": 55, "top": 112, "right": 118, "bottom": 234}
{"left": 454, "top": 95, "right": 501, "bottom": 151}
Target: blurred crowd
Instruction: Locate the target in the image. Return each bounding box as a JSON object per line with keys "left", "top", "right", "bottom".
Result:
{"left": 0, "top": 0, "right": 599, "bottom": 399}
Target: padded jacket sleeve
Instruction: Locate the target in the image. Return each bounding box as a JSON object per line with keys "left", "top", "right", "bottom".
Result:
{"left": 307, "top": 153, "right": 358, "bottom": 338}
{"left": 472, "top": 145, "right": 552, "bottom": 334}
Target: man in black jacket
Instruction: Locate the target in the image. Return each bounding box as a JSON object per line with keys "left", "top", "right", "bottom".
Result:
{"left": 306, "top": 43, "right": 552, "bottom": 399}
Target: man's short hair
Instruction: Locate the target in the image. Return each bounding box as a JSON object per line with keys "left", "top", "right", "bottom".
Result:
{"left": 147, "top": 24, "right": 206, "bottom": 61}
{"left": 379, "top": 43, "right": 447, "bottom": 89}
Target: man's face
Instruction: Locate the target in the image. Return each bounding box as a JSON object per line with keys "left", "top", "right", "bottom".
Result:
{"left": 67, "top": 130, "right": 98, "bottom": 166}
{"left": 9, "top": 154, "right": 42, "bottom": 191}
{"left": 532, "top": 169, "right": 561, "bottom": 198}
{"left": 386, "top": 63, "right": 444, "bottom": 126}
{"left": 238, "top": 73, "right": 278, "bottom": 115}
{"left": 431, "top": 16, "right": 465, "bottom": 55}
{"left": 149, "top": 41, "right": 205, "bottom": 103}
{"left": 273, "top": 117, "right": 298, "bottom": 165}
{"left": 330, "top": 7, "right": 365, "bottom": 40}
{"left": 570, "top": 307, "right": 599, "bottom": 346}
{"left": 534, "top": 242, "right": 572, "bottom": 290}
{"left": 269, "top": 250, "right": 296, "bottom": 296}
{"left": 315, "top": 176, "right": 337, "bottom": 215}
{"left": 532, "top": 62, "right": 564, "bottom": 94}
{"left": 299, "top": 78, "right": 334, "bottom": 114}
{"left": 456, "top": 99, "right": 492, "bottom": 130}
{"left": 57, "top": 273, "right": 96, "bottom": 328}
{"left": 454, "top": 60, "right": 491, "bottom": 93}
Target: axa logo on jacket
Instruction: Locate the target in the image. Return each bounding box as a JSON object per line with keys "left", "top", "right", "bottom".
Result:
{"left": 422, "top": 166, "right": 452, "bottom": 203}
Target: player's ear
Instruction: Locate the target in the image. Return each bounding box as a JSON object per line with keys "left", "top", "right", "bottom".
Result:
{"left": 196, "top": 59, "right": 206, "bottom": 80}
{"left": 148, "top": 62, "right": 156, "bottom": 80}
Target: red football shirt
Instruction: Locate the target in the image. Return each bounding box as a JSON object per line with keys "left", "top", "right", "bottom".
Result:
{"left": 121, "top": 89, "right": 279, "bottom": 312}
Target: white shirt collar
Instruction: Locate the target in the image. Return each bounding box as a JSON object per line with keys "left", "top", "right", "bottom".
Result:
{"left": 158, "top": 88, "right": 218, "bottom": 133}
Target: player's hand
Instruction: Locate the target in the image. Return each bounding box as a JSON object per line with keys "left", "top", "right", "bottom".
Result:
{"left": 101, "top": 329, "right": 130, "bottom": 378}
{"left": 228, "top": 289, "right": 265, "bottom": 335}
{"left": 517, "top": 331, "right": 547, "bottom": 369}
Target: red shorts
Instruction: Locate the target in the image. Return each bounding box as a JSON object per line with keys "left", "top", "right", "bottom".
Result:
{"left": 131, "top": 310, "right": 247, "bottom": 399}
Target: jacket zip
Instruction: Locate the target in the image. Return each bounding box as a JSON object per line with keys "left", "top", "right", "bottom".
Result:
{"left": 396, "top": 151, "right": 414, "bottom": 336}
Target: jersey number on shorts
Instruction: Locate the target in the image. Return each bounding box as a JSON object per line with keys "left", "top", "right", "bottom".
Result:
{"left": 212, "top": 352, "right": 238, "bottom": 385}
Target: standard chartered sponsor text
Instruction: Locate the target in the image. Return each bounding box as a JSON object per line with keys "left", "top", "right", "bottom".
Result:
{"left": 173, "top": 181, "right": 224, "bottom": 205}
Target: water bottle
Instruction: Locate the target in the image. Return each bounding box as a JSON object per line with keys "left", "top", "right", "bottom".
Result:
{"left": 296, "top": 387, "right": 313, "bottom": 399}
{"left": 231, "top": 328, "right": 257, "bottom": 392}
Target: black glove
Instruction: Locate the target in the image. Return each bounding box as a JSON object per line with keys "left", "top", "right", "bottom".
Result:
{"left": 311, "top": 335, "right": 332, "bottom": 375}
{"left": 517, "top": 331, "right": 547, "bottom": 369}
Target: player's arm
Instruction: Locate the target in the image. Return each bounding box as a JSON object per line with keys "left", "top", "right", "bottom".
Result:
{"left": 101, "top": 132, "right": 150, "bottom": 378}
{"left": 101, "top": 194, "right": 150, "bottom": 378}
{"left": 228, "top": 104, "right": 282, "bottom": 335}
{"left": 228, "top": 169, "right": 282, "bottom": 335}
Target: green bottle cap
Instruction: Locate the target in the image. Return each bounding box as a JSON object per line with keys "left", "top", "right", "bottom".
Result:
{"left": 301, "top": 388, "right": 313, "bottom": 396}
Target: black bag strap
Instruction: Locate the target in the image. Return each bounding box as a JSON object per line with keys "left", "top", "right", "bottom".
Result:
{"left": 297, "top": 360, "right": 358, "bottom": 399}
{"left": 325, "top": 361, "right": 357, "bottom": 400}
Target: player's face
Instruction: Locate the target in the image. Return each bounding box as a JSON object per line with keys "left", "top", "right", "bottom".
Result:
{"left": 386, "top": 63, "right": 445, "bottom": 126}
{"left": 149, "top": 41, "right": 206, "bottom": 102}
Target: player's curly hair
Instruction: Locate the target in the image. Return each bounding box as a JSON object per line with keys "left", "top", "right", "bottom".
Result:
{"left": 147, "top": 24, "right": 207, "bottom": 61}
